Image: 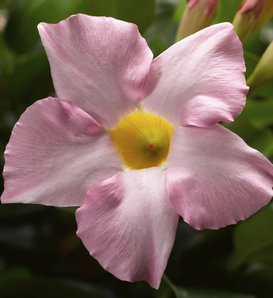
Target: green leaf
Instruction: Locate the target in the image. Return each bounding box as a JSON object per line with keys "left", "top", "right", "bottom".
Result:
{"left": 173, "top": 0, "right": 186, "bottom": 23}
{"left": 5, "top": 0, "right": 86, "bottom": 53}
{"left": 233, "top": 203, "right": 273, "bottom": 269}
{"left": 177, "top": 288, "right": 255, "bottom": 298}
{"left": 214, "top": 0, "right": 241, "bottom": 24}
{"left": 0, "top": 269, "right": 112, "bottom": 298}
{"left": 248, "top": 81, "right": 273, "bottom": 99}
{"left": 144, "top": 0, "right": 179, "bottom": 56}
{"left": 224, "top": 117, "right": 273, "bottom": 155}
{"left": 86, "top": 0, "right": 155, "bottom": 33}
{"left": 163, "top": 274, "right": 255, "bottom": 298}
{"left": 234, "top": 263, "right": 273, "bottom": 296}
{"left": 241, "top": 99, "right": 273, "bottom": 128}
{"left": 226, "top": 101, "right": 273, "bottom": 159}
{"left": 5, "top": 0, "right": 155, "bottom": 53}
{"left": 7, "top": 51, "right": 53, "bottom": 115}
{"left": 244, "top": 50, "right": 260, "bottom": 79}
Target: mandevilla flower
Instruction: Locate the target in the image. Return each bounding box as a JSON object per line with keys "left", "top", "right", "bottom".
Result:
{"left": 1, "top": 14, "right": 273, "bottom": 289}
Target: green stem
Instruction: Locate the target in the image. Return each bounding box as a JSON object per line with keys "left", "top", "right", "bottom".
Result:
{"left": 163, "top": 274, "right": 187, "bottom": 298}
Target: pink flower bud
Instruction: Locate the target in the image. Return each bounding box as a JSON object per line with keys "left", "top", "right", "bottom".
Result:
{"left": 176, "top": 0, "right": 218, "bottom": 41}
{"left": 0, "top": 10, "right": 7, "bottom": 32}
{"left": 233, "top": 0, "right": 273, "bottom": 42}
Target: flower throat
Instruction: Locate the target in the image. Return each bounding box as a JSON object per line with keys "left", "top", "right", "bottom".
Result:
{"left": 110, "top": 109, "right": 173, "bottom": 169}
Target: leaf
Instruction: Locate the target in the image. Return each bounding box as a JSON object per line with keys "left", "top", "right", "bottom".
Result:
{"left": 214, "top": 0, "right": 242, "bottom": 24}
{"left": 86, "top": 0, "right": 156, "bottom": 33}
{"left": 173, "top": 0, "right": 186, "bottom": 23}
{"left": 5, "top": 0, "right": 155, "bottom": 53}
{"left": 241, "top": 99, "right": 273, "bottom": 128}
{"left": 7, "top": 51, "right": 53, "bottom": 114}
{"left": 163, "top": 274, "right": 255, "bottom": 298}
{"left": 177, "top": 288, "right": 255, "bottom": 298}
{"left": 233, "top": 203, "right": 273, "bottom": 269}
{"left": 244, "top": 50, "right": 260, "bottom": 79}
{"left": 249, "top": 81, "right": 273, "bottom": 99}
{"left": 5, "top": 0, "right": 85, "bottom": 53}
{"left": 224, "top": 117, "right": 273, "bottom": 156}
{"left": 144, "top": 0, "right": 179, "bottom": 56}
{"left": 0, "top": 270, "right": 112, "bottom": 298}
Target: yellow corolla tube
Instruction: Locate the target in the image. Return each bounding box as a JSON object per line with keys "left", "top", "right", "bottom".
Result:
{"left": 110, "top": 109, "right": 174, "bottom": 169}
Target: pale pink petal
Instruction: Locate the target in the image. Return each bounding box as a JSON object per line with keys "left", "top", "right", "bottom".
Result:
{"left": 143, "top": 23, "right": 249, "bottom": 126}
{"left": 76, "top": 167, "right": 179, "bottom": 289}
{"left": 1, "top": 97, "right": 122, "bottom": 206}
{"left": 166, "top": 124, "right": 273, "bottom": 230}
{"left": 38, "top": 14, "right": 153, "bottom": 129}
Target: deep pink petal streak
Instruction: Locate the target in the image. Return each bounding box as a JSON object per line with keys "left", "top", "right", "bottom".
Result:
{"left": 143, "top": 23, "right": 249, "bottom": 127}
{"left": 1, "top": 98, "right": 122, "bottom": 206}
{"left": 76, "top": 167, "right": 179, "bottom": 289}
{"left": 38, "top": 14, "right": 153, "bottom": 129}
{"left": 166, "top": 124, "right": 273, "bottom": 230}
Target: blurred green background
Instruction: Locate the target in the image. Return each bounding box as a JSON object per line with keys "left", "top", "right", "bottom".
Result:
{"left": 0, "top": 0, "right": 273, "bottom": 297}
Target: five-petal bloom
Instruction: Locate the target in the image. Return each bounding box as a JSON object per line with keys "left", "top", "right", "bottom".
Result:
{"left": 1, "top": 14, "right": 273, "bottom": 289}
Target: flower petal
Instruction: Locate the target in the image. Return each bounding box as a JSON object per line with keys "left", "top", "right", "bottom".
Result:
{"left": 38, "top": 14, "right": 153, "bottom": 129}
{"left": 143, "top": 23, "right": 249, "bottom": 126}
{"left": 166, "top": 124, "right": 273, "bottom": 229}
{"left": 76, "top": 167, "right": 179, "bottom": 289}
{"left": 1, "top": 98, "right": 122, "bottom": 206}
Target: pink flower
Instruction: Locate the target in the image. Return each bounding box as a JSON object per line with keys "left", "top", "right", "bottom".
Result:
{"left": 1, "top": 14, "right": 273, "bottom": 289}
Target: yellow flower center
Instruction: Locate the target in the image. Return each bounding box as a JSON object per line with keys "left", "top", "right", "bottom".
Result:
{"left": 110, "top": 109, "right": 173, "bottom": 169}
